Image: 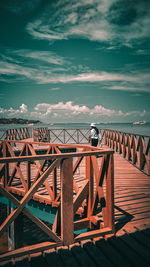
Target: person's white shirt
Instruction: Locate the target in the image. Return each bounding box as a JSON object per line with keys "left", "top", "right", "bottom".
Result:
{"left": 91, "top": 128, "right": 98, "bottom": 139}
{"left": 90, "top": 128, "right": 102, "bottom": 140}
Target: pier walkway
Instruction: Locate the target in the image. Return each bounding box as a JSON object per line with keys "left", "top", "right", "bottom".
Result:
{"left": 0, "top": 129, "right": 150, "bottom": 266}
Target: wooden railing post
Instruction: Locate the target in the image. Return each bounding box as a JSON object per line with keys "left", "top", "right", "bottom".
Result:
{"left": 132, "top": 136, "right": 136, "bottom": 164}
{"left": 53, "top": 167, "right": 57, "bottom": 200}
{"left": 123, "top": 133, "right": 126, "bottom": 158}
{"left": 106, "top": 153, "right": 114, "bottom": 232}
{"left": 104, "top": 130, "right": 107, "bottom": 145}
{"left": 3, "top": 141, "right": 9, "bottom": 188}
{"left": 139, "top": 136, "right": 144, "bottom": 170}
{"left": 127, "top": 134, "right": 131, "bottom": 161}
{"left": 27, "top": 162, "right": 31, "bottom": 191}
{"left": 26, "top": 145, "right": 31, "bottom": 191}
{"left": 47, "top": 129, "right": 50, "bottom": 142}
{"left": 61, "top": 157, "right": 74, "bottom": 245}
{"left": 118, "top": 133, "right": 122, "bottom": 154}
{"left": 86, "top": 156, "right": 93, "bottom": 218}
{"left": 7, "top": 201, "right": 23, "bottom": 250}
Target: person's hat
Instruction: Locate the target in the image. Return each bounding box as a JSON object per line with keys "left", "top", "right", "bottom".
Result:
{"left": 90, "top": 123, "right": 96, "bottom": 127}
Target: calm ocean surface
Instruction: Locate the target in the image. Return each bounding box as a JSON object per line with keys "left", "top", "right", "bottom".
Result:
{"left": 0, "top": 122, "right": 150, "bottom": 137}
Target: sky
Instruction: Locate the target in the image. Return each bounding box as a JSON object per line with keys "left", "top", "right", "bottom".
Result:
{"left": 0, "top": 0, "right": 150, "bottom": 124}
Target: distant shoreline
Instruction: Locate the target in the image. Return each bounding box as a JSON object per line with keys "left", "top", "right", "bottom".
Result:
{"left": 0, "top": 118, "right": 41, "bottom": 124}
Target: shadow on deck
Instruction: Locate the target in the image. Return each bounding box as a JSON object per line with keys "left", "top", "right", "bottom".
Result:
{"left": 1, "top": 227, "right": 150, "bottom": 267}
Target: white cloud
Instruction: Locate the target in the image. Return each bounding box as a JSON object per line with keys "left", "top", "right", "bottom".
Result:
{"left": 34, "top": 101, "right": 90, "bottom": 114}
{"left": 0, "top": 61, "right": 34, "bottom": 79}
{"left": 14, "top": 50, "right": 66, "bottom": 65}
{"left": 0, "top": 102, "right": 149, "bottom": 122}
{"left": 26, "top": 0, "right": 150, "bottom": 46}
{"left": 20, "top": 104, "right": 28, "bottom": 113}
{"left": 0, "top": 104, "right": 28, "bottom": 117}
{"left": 107, "top": 85, "right": 150, "bottom": 92}
{"left": 0, "top": 58, "right": 150, "bottom": 92}
{"left": 26, "top": 20, "right": 67, "bottom": 41}
{"left": 123, "top": 109, "right": 147, "bottom": 118}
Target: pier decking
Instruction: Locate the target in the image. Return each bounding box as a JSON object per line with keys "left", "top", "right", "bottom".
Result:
{"left": 0, "top": 128, "right": 150, "bottom": 266}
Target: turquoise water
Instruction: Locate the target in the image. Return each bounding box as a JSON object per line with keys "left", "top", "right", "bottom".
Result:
{"left": 0, "top": 196, "right": 56, "bottom": 224}
{"left": 0, "top": 122, "right": 150, "bottom": 136}
{"left": 0, "top": 196, "right": 87, "bottom": 235}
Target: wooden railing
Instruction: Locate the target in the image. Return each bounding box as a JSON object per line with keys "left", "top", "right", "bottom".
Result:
{"left": 33, "top": 127, "right": 50, "bottom": 142}
{"left": 5, "top": 127, "right": 32, "bottom": 140}
{"left": 1, "top": 126, "right": 149, "bottom": 176}
{"left": 104, "top": 129, "right": 150, "bottom": 175}
{"left": 0, "top": 140, "right": 114, "bottom": 261}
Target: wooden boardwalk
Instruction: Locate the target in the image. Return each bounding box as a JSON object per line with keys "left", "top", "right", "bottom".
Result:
{"left": 0, "top": 142, "right": 150, "bottom": 266}
{"left": 113, "top": 153, "right": 150, "bottom": 236}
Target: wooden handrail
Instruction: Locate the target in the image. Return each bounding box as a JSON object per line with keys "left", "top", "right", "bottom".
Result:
{"left": 105, "top": 129, "right": 150, "bottom": 175}
{"left": 0, "top": 139, "right": 114, "bottom": 259}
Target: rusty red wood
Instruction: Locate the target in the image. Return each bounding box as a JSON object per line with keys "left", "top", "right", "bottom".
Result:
{"left": 105, "top": 129, "right": 150, "bottom": 175}
{"left": 61, "top": 157, "right": 74, "bottom": 245}
{"left": 0, "top": 139, "right": 114, "bottom": 259}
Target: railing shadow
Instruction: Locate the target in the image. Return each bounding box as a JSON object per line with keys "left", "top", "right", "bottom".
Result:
{"left": 114, "top": 205, "right": 134, "bottom": 233}
{"left": 2, "top": 227, "right": 150, "bottom": 267}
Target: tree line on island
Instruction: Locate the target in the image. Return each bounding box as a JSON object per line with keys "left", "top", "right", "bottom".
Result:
{"left": 0, "top": 118, "right": 41, "bottom": 124}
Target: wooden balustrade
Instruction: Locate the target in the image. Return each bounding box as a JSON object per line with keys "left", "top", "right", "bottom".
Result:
{"left": 1, "top": 126, "right": 149, "bottom": 175}
{"left": 6, "top": 127, "right": 31, "bottom": 140}
{"left": 104, "top": 129, "right": 150, "bottom": 175}
{"left": 0, "top": 140, "right": 114, "bottom": 260}
{"left": 33, "top": 127, "right": 50, "bottom": 142}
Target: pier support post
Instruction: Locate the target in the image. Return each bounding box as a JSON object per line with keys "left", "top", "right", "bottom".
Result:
{"left": 7, "top": 201, "right": 23, "bottom": 250}
{"left": 61, "top": 158, "right": 74, "bottom": 245}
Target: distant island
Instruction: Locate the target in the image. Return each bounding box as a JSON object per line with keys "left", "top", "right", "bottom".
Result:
{"left": 0, "top": 118, "right": 41, "bottom": 124}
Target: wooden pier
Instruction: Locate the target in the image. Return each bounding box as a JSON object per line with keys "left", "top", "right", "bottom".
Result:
{"left": 0, "top": 127, "right": 150, "bottom": 266}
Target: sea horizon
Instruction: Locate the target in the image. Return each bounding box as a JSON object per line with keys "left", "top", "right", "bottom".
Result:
{"left": 0, "top": 121, "right": 150, "bottom": 137}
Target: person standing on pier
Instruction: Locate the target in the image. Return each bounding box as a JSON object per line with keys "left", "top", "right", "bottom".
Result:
{"left": 89, "top": 123, "right": 102, "bottom": 147}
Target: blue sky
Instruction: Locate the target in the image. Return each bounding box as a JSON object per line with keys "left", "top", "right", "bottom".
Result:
{"left": 0, "top": 0, "right": 150, "bottom": 123}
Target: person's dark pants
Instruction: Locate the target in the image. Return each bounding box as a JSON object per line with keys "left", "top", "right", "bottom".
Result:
{"left": 91, "top": 138, "right": 98, "bottom": 147}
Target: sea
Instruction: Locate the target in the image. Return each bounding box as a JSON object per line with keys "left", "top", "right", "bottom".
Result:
{"left": 0, "top": 122, "right": 150, "bottom": 138}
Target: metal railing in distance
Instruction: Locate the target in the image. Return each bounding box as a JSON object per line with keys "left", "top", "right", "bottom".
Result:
{"left": 33, "top": 127, "right": 105, "bottom": 144}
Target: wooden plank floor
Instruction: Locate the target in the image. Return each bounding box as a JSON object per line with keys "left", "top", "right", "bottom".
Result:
{"left": 114, "top": 153, "right": 150, "bottom": 236}
{"left": 2, "top": 143, "right": 150, "bottom": 233}
{"left": 0, "top": 147, "right": 150, "bottom": 266}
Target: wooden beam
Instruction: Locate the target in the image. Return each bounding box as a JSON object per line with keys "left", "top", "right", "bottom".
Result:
{"left": 32, "top": 144, "right": 52, "bottom": 184}
{"left": 105, "top": 154, "right": 114, "bottom": 231}
{"left": 91, "top": 155, "right": 106, "bottom": 214}
{"left": 0, "top": 159, "right": 61, "bottom": 236}
{"left": 6, "top": 142, "right": 27, "bottom": 191}
{"left": 0, "top": 185, "right": 62, "bottom": 243}
{"left": 86, "top": 156, "right": 93, "bottom": 217}
{"left": 75, "top": 227, "right": 112, "bottom": 241}
{"left": 73, "top": 156, "right": 83, "bottom": 175}
{"left": 73, "top": 180, "right": 89, "bottom": 214}
{"left": 74, "top": 218, "right": 90, "bottom": 231}
{"left": 52, "top": 206, "right": 60, "bottom": 233}
{"left": 0, "top": 241, "right": 59, "bottom": 262}
{"left": 61, "top": 158, "right": 74, "bottom": 245}
{"left": 0, "top": 149, "right": 114, "bottom": 164}
{"left": 7, "top": 143, "right": 26, "bottom": 186}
